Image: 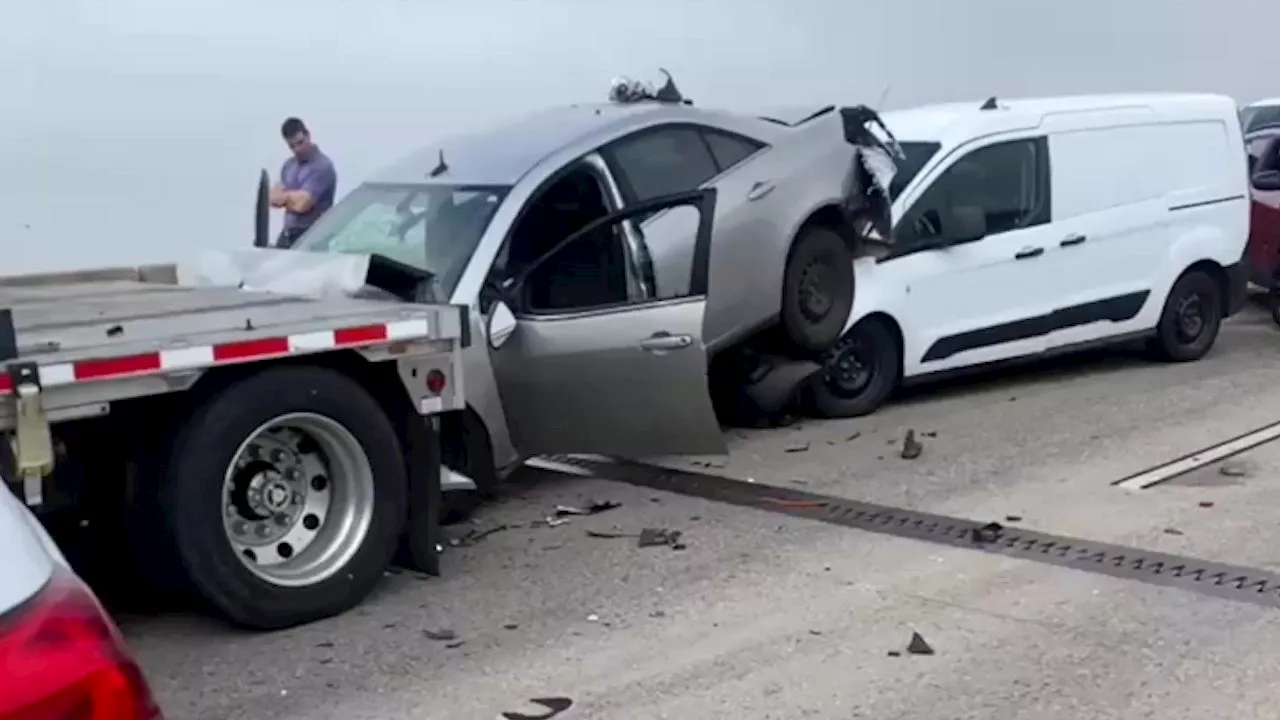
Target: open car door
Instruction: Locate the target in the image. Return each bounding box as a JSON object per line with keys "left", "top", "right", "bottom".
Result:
{"left": 486, "top": 189, "right": 727, "bottom": 458}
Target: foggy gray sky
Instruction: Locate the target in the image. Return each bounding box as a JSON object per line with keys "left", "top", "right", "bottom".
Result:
{"left": 2, "top": 0, "right": 1275, "bottom": 273}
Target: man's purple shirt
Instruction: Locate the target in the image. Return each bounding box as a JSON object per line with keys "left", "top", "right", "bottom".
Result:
{"left": 281, "top": 148, "right": 337, "bottom": 231}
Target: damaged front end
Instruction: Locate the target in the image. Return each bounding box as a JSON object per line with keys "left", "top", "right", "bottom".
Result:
{"left": 838, "top": 105, "right": 905, "bottom": 248}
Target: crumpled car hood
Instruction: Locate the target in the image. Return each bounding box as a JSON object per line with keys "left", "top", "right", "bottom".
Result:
{"left": 180, "top": 247, "right": 411, "bottom": 302}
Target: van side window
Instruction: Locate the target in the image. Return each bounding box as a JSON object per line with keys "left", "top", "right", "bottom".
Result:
{"left": 899, "top": 138, "right": 1049, "bottom": 246}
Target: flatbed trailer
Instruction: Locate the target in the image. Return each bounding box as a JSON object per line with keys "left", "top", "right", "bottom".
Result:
{"left": 0, "top": 263, "right": 468, "bottom": 630}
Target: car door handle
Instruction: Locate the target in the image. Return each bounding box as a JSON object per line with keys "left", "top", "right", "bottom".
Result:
{"left": 746, "top": 181, "right": 776, "bottom": 201}
{"left": 1014, "top": 246, "right": 1044, "bottom": 260}
{"left": 1059, "top": 234, "right": 1087, "bottom": 247}
{"left": 640, "top": 332, "right": 694, "bottom": 352}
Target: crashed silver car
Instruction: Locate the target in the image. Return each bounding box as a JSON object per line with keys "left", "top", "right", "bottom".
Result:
{"left": 226, "top": 72, "right": 901, "bottom": 514}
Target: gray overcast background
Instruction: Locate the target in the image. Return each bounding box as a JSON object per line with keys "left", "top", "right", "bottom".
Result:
{"left": 1, "top": 0, "right": 1273, "bottom": 274}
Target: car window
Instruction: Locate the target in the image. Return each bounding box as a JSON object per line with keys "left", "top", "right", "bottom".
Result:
{"left": 898, "top": 138, "right": 1048, "bottom": 247}
{"left": 605, "top": 127, "right": 720, "bottom": 203}
{"left": 701, "top": 129, "right": 765, "bottom": 172}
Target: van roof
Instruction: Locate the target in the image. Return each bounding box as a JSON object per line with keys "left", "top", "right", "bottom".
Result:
{"left": 883, "top": 93, "right": 1237, "bottom": 144}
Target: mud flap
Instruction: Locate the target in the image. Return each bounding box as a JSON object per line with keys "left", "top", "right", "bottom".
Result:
{"left": 395, "top": 414, "right": 443, "bottom": 575}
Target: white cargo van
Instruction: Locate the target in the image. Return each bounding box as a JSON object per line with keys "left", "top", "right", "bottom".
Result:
{"left": 811, "top": 93, "right": 1250, "bottom": 417}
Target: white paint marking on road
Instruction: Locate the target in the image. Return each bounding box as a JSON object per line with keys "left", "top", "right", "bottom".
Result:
{"left": 1113, "top": 419, "right": 1280, "bottom": 490}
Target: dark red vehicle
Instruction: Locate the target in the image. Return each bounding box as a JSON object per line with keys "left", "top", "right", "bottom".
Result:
{"left": 1244, "top": 125, "right": 1280, "bottom": 299}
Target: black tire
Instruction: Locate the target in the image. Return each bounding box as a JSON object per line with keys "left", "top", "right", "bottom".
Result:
{"left": 135, "top": 365, "right": 408, "bottom": 630}
{"left": 1149, "top": 270, "right": 1224, "bottom": 362}
{"left": 809, "top": 317, "right": 901, "bottom": 418}
{"left": 780, "top": 227, "right": 855, "bottom": 354}
{"left": 439, "top": 410, "right": 497, "bottom": 525}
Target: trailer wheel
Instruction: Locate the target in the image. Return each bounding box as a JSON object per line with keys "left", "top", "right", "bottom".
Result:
{"left": 780, "top": 226, "right": 855, "bottom": 354}
{"left": 152, "top": 366, "right": 408, "bottom": 630}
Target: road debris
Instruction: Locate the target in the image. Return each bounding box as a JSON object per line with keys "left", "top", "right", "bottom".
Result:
{"left": 449, "top": 524, "right": 510, "bottom": 547}
{"left": 906, "top": 631, "right": 935, "bottom": 656}
{"left": 900, "top": 429, "right": 923, "bottom": 459}
{"left": 554, "top": 501, "right": 622, "bottom": 517}
{"left": 1219, "top": 462, "right": 1249, "bottom": 478}
{"left": 445, "top": 641, "right": 466, "bottom": 649}
{"left": 503, "top": 623, "right": 519, "bottom": 630}
{"left": 638, "top": 528, "right": 684, "bottom": 549}
{"left": 586, "top": 614, "right": 599, "bottom": 622}
{"left": 970, "top": 522, "right": 1003, "bottom": 544}
{"left": 423, "top": 628, "right": 457, "bottom": 642}
{"left": 784, "top": 442, "right": 810, "bottom": 453}
{"left": 1004, "top": 515, "right": 1023, "bottom": 523}
{"left": 585, "top": 530, "right": 632, "bottom": 539}
{"left": 1199, "top": 501, "right": 1215, "bottom": 509}
{"left": 105, "top": 324, "right": 124, "bottom": 337}
{"left": 501, "top": 697, "right": 574, "bottom": 720}
{"left": 1163, "top": 527, "right": 1185, "bottom": 536}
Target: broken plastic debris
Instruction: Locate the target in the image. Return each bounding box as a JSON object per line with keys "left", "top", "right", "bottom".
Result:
{"left": 423, "top": 628, "right": 457, "bottom": 641}
{"left": 784, "top": 442, "right": 809, "bottom": 453}
{"left": 638, "top": 528, "right": 682, "bottom": 548}
{"left": 554, "top": 501, "right": 622, "bottom": 517}
{"left": 1219, "top": 462, "right": 1249, "bottom": 478}
{"left": 900, "top": 429, "right": 923, "bottom": 459}
{"left": 906, "top": 631, "right": 935, "bottom": 655}
{"left": 449, "top": 524, "right": 509, "bottom": 547}
{"left": 501, "top": 697, "right": 574, "bottom": 720}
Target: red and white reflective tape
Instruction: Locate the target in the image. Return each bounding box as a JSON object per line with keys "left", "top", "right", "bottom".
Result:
{"left": 0, "top": 317, "right": 432, "bottom": 394}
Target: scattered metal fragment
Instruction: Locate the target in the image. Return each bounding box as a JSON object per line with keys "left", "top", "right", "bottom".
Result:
{"left": 649, "top": 610, "right": 666, "bottom": 618}
{"left": 923, "top": 430, "right": 937, "bottom": 438}
{"left": 315, "top": 641, "right": 334, "bottom": 649}
{"left": 970, "top": 522, "right": 1003, "bottom": 544}
{"left": 105, "top": 324, "right": 124, "bottom": 337}
{"left": 1163, "top": 528, "right": 1185, "bottom": 536}
{"left": 554, "top": 501, "right": 622, "bottom": 517}
{"left": 244, "top": 318, "right": 255, "bottom": 331}
{"left": 423, "top": 628, "right": 457, "bottom": 641}
{"left": 906, "top": 631, "right": 935, "bottom": 655}
{"left": 1004, "top": 515, "right": 1023, "bottom": 523}
{"left": 503, "top": 623, "right": 519, "bottom": 630}
{"left": 637, "top": 528, "right": 682, "bottom": 548}
{"left": 1198, "top": 501, "right": 1215, "bottom": 508}
{"left": 900, "top": 429, "right": 923, "bottom": 459}
{"left": 845, "top": 432, "right": 862, "bottom": 442}
{"left": 445, "top": 641, "right": 466, "bottom": 649}
{"left": 887, "top": 650, "right": 902, "bottom": 657}
{"left": 784, "top": 442, "right": 809, "bottom": 453}
{"left": 808, "top": 629, "right": 822, "bottom": 636}
{"left": 501, "top": 697, "right": 574, "bottom": 720}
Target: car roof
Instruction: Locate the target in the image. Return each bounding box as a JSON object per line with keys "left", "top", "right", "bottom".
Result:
{"left": 370, "top": 101, "right": 759, "bottom": 187}
{"left": 883, "top": 93, "right": 1236, "bottom": 145}
{"left": 1246, "top": 97, "right": 1280, "bottom": 109}
{"left": 0, "top": 487, "right": 58, "bottom": 614}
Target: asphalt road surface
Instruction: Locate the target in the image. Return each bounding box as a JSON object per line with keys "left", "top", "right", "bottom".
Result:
{"left": 112, "top": 302, "right": 1280, "bottom": 720}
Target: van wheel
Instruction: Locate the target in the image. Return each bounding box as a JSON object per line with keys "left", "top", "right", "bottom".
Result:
{"left": 137, "top": 366, "right": 408, "bottom": 630}
{"left": 809, "top": 317, "right": 901, "bottom": 418}
{"left": 440, "top": 411, "right": 497, "bottom": 525}
{"left": 780, "top": 227, "right": 855, "bottom": 354}
{"left": 1149, "top": 270, "right": 1223, "bottom": 362}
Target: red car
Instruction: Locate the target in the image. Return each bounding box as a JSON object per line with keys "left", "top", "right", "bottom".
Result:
{"left": 1245, "top": 125, "right": 1280, "bottom": 289}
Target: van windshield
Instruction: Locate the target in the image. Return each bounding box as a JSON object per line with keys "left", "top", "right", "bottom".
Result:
{"left": 294, "top": 182, "right": 510, "bottom": 301}
{"left": 1243, "top": 105, "right": 1280, "bottom": 134}
{"left": 888, "top": 141, "right": 941, "bottom": 199}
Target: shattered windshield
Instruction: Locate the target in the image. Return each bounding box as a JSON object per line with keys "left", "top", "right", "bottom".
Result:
{"left": 888, "top": 141, "right": 941, "bottom": 199}
{"left": 294, "top": 182, "right": 509, "bottom": 300}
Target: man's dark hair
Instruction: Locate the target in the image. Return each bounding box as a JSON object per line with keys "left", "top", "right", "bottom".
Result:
{"left": 281, "top": 117, "right": 308, "bottom": 138}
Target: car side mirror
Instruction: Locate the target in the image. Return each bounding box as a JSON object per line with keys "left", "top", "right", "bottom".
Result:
{"left": 941, "top": 204, "right": 987, "bottom": 244}
{"left": 1253, "top": 169, "right": 1280, "bottom": 191}
{"left": 486, "top": 300, "right": 518, "bottom": 349}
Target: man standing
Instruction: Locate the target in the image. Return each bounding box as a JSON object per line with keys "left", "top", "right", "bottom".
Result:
{"left": 270, "top": 117, "right": 337, "bottom": 248}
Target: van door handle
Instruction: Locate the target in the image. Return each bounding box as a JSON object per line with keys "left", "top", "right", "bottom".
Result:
{"left": 1014, "top": 246, "right": 1044, "bottom": 260}
{"left": 746, "top": 181, "right": 776, "bottom": 201}
{"left": 1060, "top": 234, "right": 1087, "bottom": 247}
{"left": 640, "top": 331, "right": 694, "bottom": 353}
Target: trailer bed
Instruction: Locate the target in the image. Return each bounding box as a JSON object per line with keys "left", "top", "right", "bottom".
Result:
{"left": 0, "top": 267, "right": 463, "bottom": 369}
